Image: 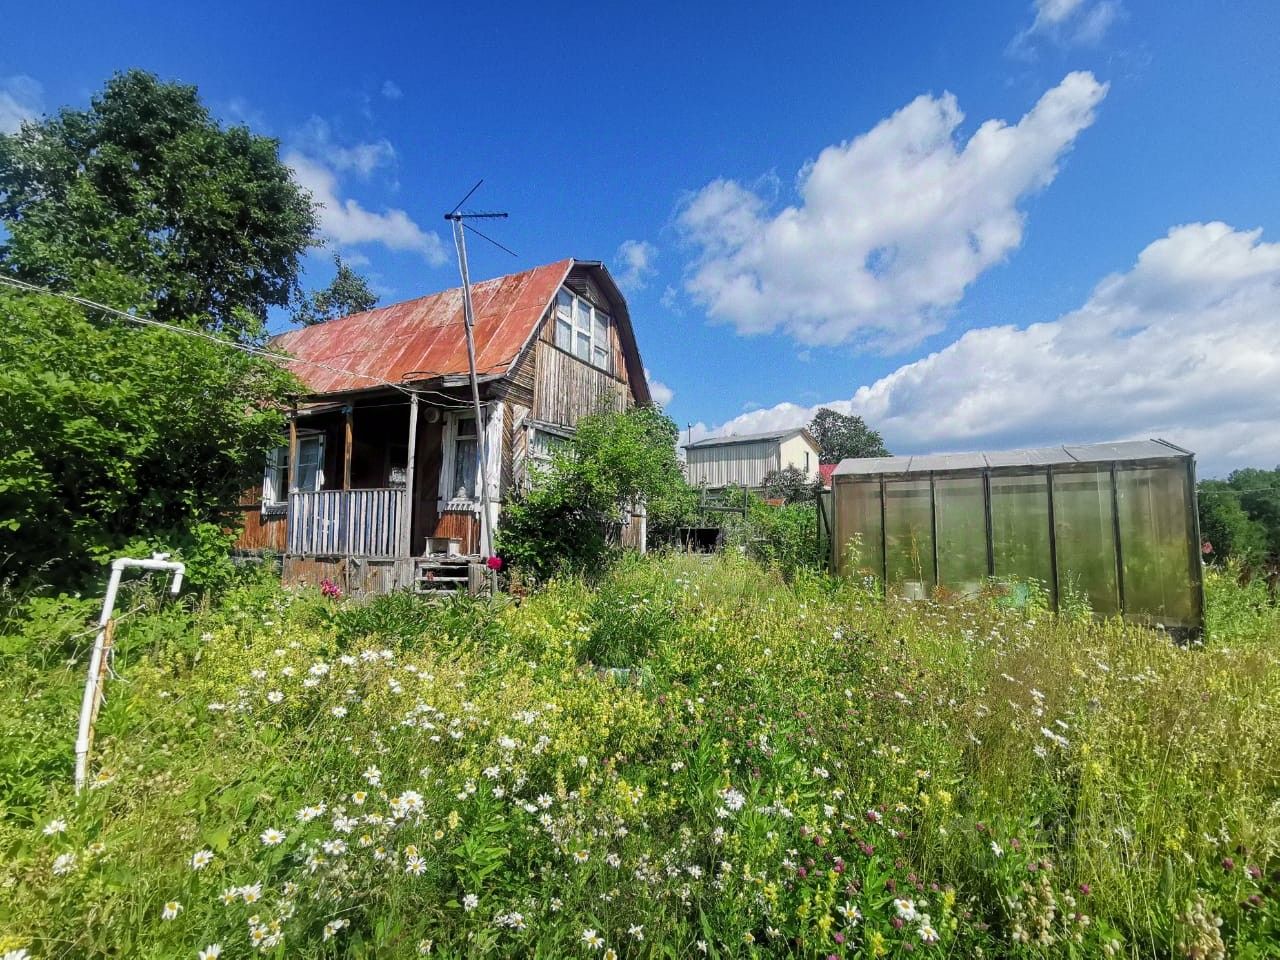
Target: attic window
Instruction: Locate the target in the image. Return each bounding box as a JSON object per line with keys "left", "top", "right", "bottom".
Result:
{"left": 554, "top": 289, "right": 612, "bottom": 373}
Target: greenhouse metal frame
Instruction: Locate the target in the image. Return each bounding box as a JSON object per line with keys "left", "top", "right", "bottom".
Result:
{"left": 831, "top": 440, "right": 1204, "bottom": 634}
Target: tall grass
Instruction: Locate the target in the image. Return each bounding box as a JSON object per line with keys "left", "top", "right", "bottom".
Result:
{"left": 0, "top": 555, "right": 1276, "bottom": 958}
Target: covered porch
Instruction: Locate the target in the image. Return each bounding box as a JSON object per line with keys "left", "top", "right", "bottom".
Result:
{"left": 241, "top": 387, "right": 502, "bottom": 596}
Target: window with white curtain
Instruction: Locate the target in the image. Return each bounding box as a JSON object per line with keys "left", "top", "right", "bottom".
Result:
{"left": 262, "top": 434, "right": 324, "bottom": 506}
{"left": 451, "top": 416, "right": 479, "bottom": 500}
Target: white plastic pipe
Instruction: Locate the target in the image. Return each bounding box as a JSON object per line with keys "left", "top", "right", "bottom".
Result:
{"left": 74, "top": 554, "right": 185, "bottom": 792}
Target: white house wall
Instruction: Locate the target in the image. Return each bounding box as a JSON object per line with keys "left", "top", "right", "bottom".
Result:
{"left": 779, "top": 434, "right": 821, "bottom": 480}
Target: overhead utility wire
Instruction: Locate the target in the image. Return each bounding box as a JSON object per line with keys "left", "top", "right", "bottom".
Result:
{"left": 0, "top": 274, "right": 474, "bottom": 408}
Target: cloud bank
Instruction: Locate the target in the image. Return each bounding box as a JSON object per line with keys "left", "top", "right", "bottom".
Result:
{"left": 692, "top": 222, "right": 1280, "bottom": 477}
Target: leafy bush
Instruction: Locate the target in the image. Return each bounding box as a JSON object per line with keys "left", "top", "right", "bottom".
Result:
{"left": 498, "top": 407, "right": 693, "bottom": 581}
{"left": 0, "top": 287, "right": 296, "bottom": 593}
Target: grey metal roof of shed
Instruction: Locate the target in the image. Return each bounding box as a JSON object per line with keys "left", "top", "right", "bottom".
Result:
{"left": 833, "top": 439, "right": 1192, "bottom": 478}
{"left": 685, "top": 428, "right": 811, "bottom": 449}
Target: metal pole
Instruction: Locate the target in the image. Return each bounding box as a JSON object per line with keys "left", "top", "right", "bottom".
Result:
{"left": 451, "top": 218, "right": 494, "bottom": 557}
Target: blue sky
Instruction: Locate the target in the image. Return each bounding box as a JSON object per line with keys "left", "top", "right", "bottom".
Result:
{"left": 4, "top": 0, "right": 1279, "bottom": 475}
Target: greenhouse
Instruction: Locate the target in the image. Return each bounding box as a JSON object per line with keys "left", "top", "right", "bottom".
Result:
{"left": 831, "top": 440, "right": 1204, "bottom": 633}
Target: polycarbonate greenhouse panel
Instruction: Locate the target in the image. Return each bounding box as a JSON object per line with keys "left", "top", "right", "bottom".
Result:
{"left": 836, "top": 481, "right": 883, "bottom": 582}
{"left": 989, "top": 474, "right": 1054, "bottom": 599}
{"left": 1115, "top": 466, "right": 1197, "bottom": 626}
{"left": 1052, "top": 469, "right": 1120, "bottom": 615}
{"left": 883, "top": 479, "right": 935, "bottom": 598}
{"left": 934, "top": 476, "right": 987, "bottom": 595}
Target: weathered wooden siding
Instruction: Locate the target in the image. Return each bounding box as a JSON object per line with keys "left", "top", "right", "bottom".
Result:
{"left": 281, "top": 556, "right": 404, "bottom": 597}
{"left": 434, "top": 510, "right": 480, "bottom": 555}
{"left": 686, "top": 441, "right": 782, "bottom": 489}
{"left": 288, "top": 489, "right": 404, "bottom": 557}
{"left": 235, "top": 503, "right": 288, "bottom": 553}
{"left": 532, "top": 340, "right": 630, "bottom": 428}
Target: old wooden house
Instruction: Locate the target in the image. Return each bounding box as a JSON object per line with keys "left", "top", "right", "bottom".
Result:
{"left": 234, "top": 258, "right": 652, "bottom": 594}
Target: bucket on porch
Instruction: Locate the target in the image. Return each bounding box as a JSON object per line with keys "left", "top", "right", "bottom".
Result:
{"left": 424, "top": 536, "right": 463, "bottom": 557}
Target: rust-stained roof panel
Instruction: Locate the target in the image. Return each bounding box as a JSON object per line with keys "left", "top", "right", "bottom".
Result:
{"left": 273, "top": 259, "right": 573, "bottom": 395}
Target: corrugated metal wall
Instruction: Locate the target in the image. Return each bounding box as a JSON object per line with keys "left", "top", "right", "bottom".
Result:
{"left": 686, "top": 441, "right": 782, "bottom": 489}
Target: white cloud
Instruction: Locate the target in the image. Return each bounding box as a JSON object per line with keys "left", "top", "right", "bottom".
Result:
{"left": 696, "top": 222, "right": 1280, "bottom": 477}
{"left": 0, "top": 75, "right": 42, "bottom": 134}
{"left": 615, "top": 239, "right": 658, "bottom": 291}
{"left": 1010, "top": 0, "right": 1120, "bottom": 56}
{"left": 295, "top": 117, "right": 396, "bottom": 177}
{"left": 679, "top": 72, "right": 1108, "bottom": 350}
{"left": 286, "top": 151, "right": 446, "bottom": 265}
{"left": 643, "top": 367, "right": 674, "bottom": 407}
{"left": 381, "top": 80, "right": 403, "bottom": 101}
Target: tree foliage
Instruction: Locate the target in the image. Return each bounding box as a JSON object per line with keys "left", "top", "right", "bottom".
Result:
{"left": 760, "top": 465, "right": 818, "bottom": 504}
{"left": 0, "top": 69, "right": 317, "bottom": 339}
{"left": 0, "top": 287, "right": 297, "bottom": 591}
{"left": 1199, "top": 468, "right": 1280, "bottom": 566}
{"left": 497, "top": 407, "right": 694, "bottom": 581}
{"left": 807, "top": 408, "right": 889, "bottom": 463}
{"left": 293, "top": 256, "right": 378, "bottom": 326}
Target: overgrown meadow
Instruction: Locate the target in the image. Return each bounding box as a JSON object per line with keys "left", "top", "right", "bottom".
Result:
{"left": 2, "top": 556, "right": 1278, "bottom": 959}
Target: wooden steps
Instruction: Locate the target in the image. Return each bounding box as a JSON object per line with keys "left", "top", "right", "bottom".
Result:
{"left": 414, "top": 555, "right": 482, "bottom": 596}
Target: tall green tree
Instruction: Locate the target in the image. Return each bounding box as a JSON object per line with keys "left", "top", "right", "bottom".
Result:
{"left": 1198, "top": 467, "right": 1280, "bottom": 565}
{"left": 0, "top": 69, "right": 317, "bottom": 339}
{"left": 807, "top": 408, "right": 890, "bottom": 463}
{"left": 293, "top": 256, "right": 379, "bottom": 326}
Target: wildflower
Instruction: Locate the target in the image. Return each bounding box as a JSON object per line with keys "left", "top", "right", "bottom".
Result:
{"left": 866, "top": 809, "right": 882, "bottom": 824}
{"left": 323, "top": 918, "right": 350, "bottom": 941}
{"left": 697, "top": 941, "right": 708, "bottom": 954}
{"left": 322, "top": 839, "right": 347, "bottom": 856}
{"left": 220, "top": 887, "right": 238, "bottom": 905}
{"left": 240, "top": 883, "right": 263, "bottom": 904}
{"left": 198, "top": 946, "right": 223, "bottom": 960}
{"left": 573, "top": 848, "right": 590, "bottom": 863}
{"left": 582, "top": 929, "right": 605, "bottom": 950}
{"left": 919, "top": 923, "right": 940, "bottom": 944}
{"left": 991, "top": 841, "right": 1004, "bottom": 858}
{"left": 162, "top": 900, "right": 183, "bottom": 920}
{"left": 260, "top": 828, "right": 286, "bottom": 846}
{"left": 837, "top": 901, "right": 862, "bottom": 922}
{"left": 463, "top": 893, "right": 479, "bottom": 911}
{"left": 363, "top": 765, "right": 382, "bottom": 786}
{"left": 86, "top": 841, "right": 106, "bottom": 856}
{"left": 352, "top": 790, "right": 367, "bottom": 805}
{"left": 2, "top": 950, "right": 31, "bottom": 960}
{"left": 406, "top": 855, "right": 427, "bottom": 875}
{"left": 417, "top": 940, "right": 434, "bottom": 955}
{"left": 331, "top": 706, "right": 348, "bottom": 718}
{"left": 266, "top": 690, "right": 284, "bottom": 704}
{"left": 51, "top": 852, "right": 77, "bottom": 875}
{"left": 628, "top": 924, "right": 644, "bottom": 941}
{"left": 190, "top": 849, "right": 214, "bottom": 870}
{"left": 43, "top": 818, "right": 67, "bottom": 836}
{"left": 604, "top": 950, "right": 618, "bottom": 960}
{"left": 720, "top": 787, "right": 746, "bottom": 811}
{"left": 894, "top": 898, "right": 919, "bottom": 922}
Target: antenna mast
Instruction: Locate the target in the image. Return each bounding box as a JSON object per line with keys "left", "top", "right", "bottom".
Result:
{"left": 444, "top": 180, "right": 514, "bottom": 559}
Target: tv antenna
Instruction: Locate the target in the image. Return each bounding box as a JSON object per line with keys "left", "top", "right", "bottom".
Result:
{"left": 443, "top": 180, "right": 516, "bottom": 559}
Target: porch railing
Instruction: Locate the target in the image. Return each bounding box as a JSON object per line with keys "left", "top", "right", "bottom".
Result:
{"left": 288, "top": 488, "right": 405, "bottom": 557}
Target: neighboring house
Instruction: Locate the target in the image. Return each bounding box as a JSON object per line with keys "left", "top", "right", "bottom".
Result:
{"left": 234, "top": 258, "right": 651, "bottom": 594}
{"left": 683, "top": 428, "right": 820, "bottom": 491}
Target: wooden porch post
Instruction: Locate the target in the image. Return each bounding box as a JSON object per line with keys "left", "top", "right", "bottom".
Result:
{"left": 399, "top": 393, "right": 419, "bottom": 559}
{"left": 342, "top": 404, "right": 353, "bottom": 490}
{"left": 287, "top": 400, "right": 298, "bottom": 495}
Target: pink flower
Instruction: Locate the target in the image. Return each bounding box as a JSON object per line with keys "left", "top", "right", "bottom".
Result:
{"left": 320, "top": 578, "right": 342, "bottom": 599}
{"left": 486, "top": 555, "right": 504, "bottom": 571}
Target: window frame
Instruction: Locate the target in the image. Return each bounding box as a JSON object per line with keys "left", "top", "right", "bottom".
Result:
{"left": 262, "top": 431, "right": 325, "bottom": 510}
{"left": 552, "top": 287, "right": 614, "bottom": 375}
{"left": 440, "top": 410, "right": 484, "bottom": 509}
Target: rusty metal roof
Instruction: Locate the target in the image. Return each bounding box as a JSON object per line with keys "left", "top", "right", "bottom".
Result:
{"left": 273, "top": 259, "right": 574, "bottom": 396}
